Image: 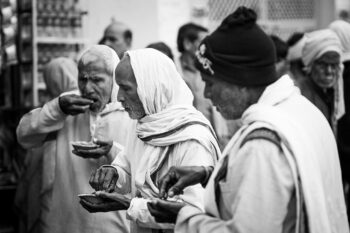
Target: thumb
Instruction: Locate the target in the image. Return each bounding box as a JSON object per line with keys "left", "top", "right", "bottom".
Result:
{"left": 95, "top": 191, "right": 110, "bottom": 199}
{"left": 168, "top": 180, "right": 186, "bottom": 197}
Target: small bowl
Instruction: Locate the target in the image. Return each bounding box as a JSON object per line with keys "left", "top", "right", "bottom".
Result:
{"left": 78, "top": 194, "right": 110, "bottom": 205}
{"left": 71, "top": 141, "right": 100, "bottom": 151}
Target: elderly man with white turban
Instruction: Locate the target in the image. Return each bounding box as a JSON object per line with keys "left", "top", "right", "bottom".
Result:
{"left": 16, "top": 45, "right": 132, "bottom": 233}
{"left": 298, "top": 29, "right": 345, "bottom": 134}
{"left": 330, "top": 19, "right": 350, "bottom": 223}
{"left": 81, "top": 48, "right": 220, "bottom": 233}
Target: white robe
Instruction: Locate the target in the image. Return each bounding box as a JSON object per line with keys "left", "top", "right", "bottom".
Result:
{"left": 16, "top": 97, "right": 133, "bottom": 233}
{"left": 112, "top": 123, "right": 218, "bottom": 233}
{"left": 176, "top": 75, "right": 349, "bottom": 233}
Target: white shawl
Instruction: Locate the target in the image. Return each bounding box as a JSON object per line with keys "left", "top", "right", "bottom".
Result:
{"left": 203, "top": 75, "right": 349, "bottom": 233}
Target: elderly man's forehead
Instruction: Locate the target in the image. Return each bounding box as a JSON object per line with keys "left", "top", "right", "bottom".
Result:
{"left": 105, "top": 22, "right": 128, "bottom": 35}
{"left": 78, "top": 53, "right": 109, "bottom": 72}
{"left": 317, "top": 51, "right": 340, "bottom": 63}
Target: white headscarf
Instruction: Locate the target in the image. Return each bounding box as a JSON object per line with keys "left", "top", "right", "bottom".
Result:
{"left": 302, "top": 29, "right": 342, "bottom": 68}
{"left": 329, "top": 20, "right": 350, "bottom": 62}
{"left": 287, "top": 35, "right": 306, "bottom": 61}
{"left": 126, "top": 48, "right": 216, "bottom": 143}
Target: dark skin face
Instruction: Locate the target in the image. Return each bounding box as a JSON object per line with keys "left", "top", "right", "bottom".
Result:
{"left": 115, "top": 56, "right": 146, "bottom": 120}
{"left": 310, "top": 51, "right": 340, "bottom": 89}
{"left": 78, "top": 54, "right": 113, "bottom": 113}
{"left": 201, "top": 73, "right": 263, "bottom": 120}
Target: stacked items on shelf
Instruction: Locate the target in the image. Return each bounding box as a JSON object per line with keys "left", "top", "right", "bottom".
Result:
{"left": 0, "top": 0, "right": 18, "bottom": 68}
{"left": 34, "top": 0, "right": 86, "bottom": 106}
{"left": 0, "top": 0, "right": 18, "bottom": 108}
{"left": 37, "top": 0, "right": 83, "bottom": 38}
{"left": 0, "top": 2, "right": 20, "bottom": 233}
{"left": 18, "top": 0, "right": 33, "bottom": 108}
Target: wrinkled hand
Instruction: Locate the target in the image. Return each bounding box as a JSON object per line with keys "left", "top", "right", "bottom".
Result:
{"left": 59, "top": 94, "right": 93, "bottom": 115}
{"left": 89, "top": 166, "right": 119, "bottom": 192}
{"left": 73, "top": 140, "right": 113, "bottom": 159}
{"left": 147, "top": 199, "right": 185, "bottom": 223}
{"left": 80, "top": 191, "right": 130, "bottom": 213}
{"left": 159, "top": 166, "right": 208, "bottom": 199}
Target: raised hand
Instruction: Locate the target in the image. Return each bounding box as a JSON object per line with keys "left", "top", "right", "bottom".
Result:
{"left": 58, "top": 94, "right": 93, "bottom": 115}
{"left": 158, "top": 166, "right": 211, "bottom": 199}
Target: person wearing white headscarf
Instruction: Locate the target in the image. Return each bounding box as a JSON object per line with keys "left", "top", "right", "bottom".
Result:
{"left": 86, "top": 48, "right": 220, "bottom": 233}
{"left": 330, "top": 19, "right": 350, "bottom": 222}
{"left": 16, "top": 45, "right": 133, "bottom": 233}
{"left": 15, "top": 57, "right": 78, "bottom": 233}
{"left": 298, "top": 29, "right": 345, "bottom": 134}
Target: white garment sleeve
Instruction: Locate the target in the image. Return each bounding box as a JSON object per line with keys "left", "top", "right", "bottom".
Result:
{"left": 127, "top": 140, "right": 216, "bottom": 229}
{"left": 16, "top": 98, "right": 67, "bottom": 149}
{"left": 175, "top": 139, "right": 294, "bottom": 233}
{"left": 105, "top": 142, "right": 124, "bottom": 164}
{"left": 111, "top": 149, "right": 132, "bottom": 194}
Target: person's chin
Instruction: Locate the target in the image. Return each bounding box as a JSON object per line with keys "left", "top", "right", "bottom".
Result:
{"left": 89, "top": 102, "right": 102, "bottom": 113}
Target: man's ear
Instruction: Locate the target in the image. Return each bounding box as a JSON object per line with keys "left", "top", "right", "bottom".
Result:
{"left": 126, "top": 38, "right": 132, "bottom": 48}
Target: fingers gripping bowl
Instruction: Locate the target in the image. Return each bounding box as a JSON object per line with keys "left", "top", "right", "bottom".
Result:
{"left": 78, "top": 194, "right": 111, "bottom": 205}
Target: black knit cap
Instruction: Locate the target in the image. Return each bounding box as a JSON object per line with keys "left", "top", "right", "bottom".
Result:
{"left": 195, "top": 6, "right": 277, "bottom": 86}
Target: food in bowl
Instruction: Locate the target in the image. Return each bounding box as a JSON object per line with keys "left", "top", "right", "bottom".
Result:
{"left": 71, "top": 141, "right": 100, "bottom": 150}
{"left": 78, "top": 194, "right": 113, "bottom": 205}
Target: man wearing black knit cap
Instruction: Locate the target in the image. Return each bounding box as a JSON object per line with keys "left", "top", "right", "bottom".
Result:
{"left": 150, "top": 6, "right": 349, "bottom": 233}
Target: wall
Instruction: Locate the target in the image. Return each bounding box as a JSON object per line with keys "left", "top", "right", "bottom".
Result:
{"left": 81, "top": 0, "right": 206, "bottom": 56}
{"left": 82, "top": 0, "right": 159, "bottom": 49}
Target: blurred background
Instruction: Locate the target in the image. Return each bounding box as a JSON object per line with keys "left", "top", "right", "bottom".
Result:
{"left": 0, "top": 0, "right": 349, "bottom": 232}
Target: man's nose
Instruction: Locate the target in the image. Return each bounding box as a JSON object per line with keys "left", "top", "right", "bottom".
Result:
{"left": 326, "top": 65, "right": 334, "bottom": 74}
{"left": 84, "top": 80, "right": 94, "bottom": 94}
{"left": 117, "top": 89, "right": 124, "bottom": 102}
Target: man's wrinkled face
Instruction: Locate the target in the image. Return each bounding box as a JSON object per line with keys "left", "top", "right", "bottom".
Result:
{"left": 78, "top": 55, "right": 113, "bottom": 113}
{"left": 101, "top": 26, "right": 130, "bottom": 59}
{"left": 310, "top": 51, "right": 340, "bottom": 89}
{"left": 201, "top": 73, "right": 249, "bottom": 120}
{"left": 115, "top": 56, "right": 146, "bottom": 120}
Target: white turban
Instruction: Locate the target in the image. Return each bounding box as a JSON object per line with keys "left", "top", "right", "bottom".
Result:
{"left": 329, "top": 20, "right": 350, "bottom": 62}
{"left": 302, "top": 29, "right": 342, "bottom": 68}
{"left": 287, "top": 35, "right": 306, "bottom": 61}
